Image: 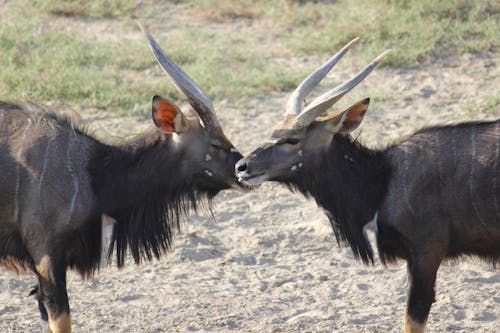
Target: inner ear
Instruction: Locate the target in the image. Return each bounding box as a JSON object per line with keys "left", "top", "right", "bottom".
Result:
{"left": 319, "top": 98, "right": 370, "bottom": 133}
{"left": 152, "top": 95, "right": 189, "bottom": 133}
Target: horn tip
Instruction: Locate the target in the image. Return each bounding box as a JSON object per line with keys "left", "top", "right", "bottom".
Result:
{"left": 374, "top": 49, "right": 392, "bottom": 63}
{"left": 346, "top": 37, "right": 360, "bottom": 49}
{"left": 137, "top": 21, "right": 151, "bottom": 37}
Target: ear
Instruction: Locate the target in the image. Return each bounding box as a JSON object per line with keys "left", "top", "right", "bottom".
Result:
{"left": 152, "top": 95, "right": 189, "bottom": 133}
{"left": 320, "top": 98, "right": 370, "bottom": 133}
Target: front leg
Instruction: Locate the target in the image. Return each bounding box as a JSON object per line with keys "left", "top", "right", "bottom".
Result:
{"left": 30, "top": 285, "right": 52, "bottom": 333}
{"left": 404, "top": 254, "right": 442, "bottom": 333}
{"left": 38, "top": 297, "right": 52, "bottom": 333}
{"left": 35, "top": 254, "right": 72, "bottom": 333}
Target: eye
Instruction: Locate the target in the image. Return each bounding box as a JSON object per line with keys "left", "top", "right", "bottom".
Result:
{"left": 284, "top": 138, "right": 300, "bottom": 145}
{"left": 211, "top": 144, "right": 224, "bottom": 151}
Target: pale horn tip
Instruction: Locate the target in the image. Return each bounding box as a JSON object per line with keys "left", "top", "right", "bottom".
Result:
{"left": 346, "top": 37, "right": 360, "bottom": 49}
{"left": 136, "top": 21, "right": 145, "bottom": 32}
{"left": 136, "top": 21, "right": 153, "bottom": 40}
{"left": 373, "top": 49, "right": 392, "bottom": 64}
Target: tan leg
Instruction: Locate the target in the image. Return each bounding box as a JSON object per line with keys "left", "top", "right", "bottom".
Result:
{"left": 34, "top": 254, "right": 72, "bottom": 333}
{"left": 48, "top": 313, "right": 71, "bottom": 333}
{"left": 404, "top": 315, "right": 426, "bottom": 333}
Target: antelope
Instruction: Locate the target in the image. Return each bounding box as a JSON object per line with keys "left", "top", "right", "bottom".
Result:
{"left": 235, "top": 38, "right": 500, "bottom": 332}
{"left": 0, "top": 25, "right": 246, "bottom": 333}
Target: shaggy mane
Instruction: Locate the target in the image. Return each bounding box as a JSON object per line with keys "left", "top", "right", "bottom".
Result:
{"left": 285, "top": 134, "right": 391, "bottom": 264}
{"left": 89, "top": 130, "right": 218, "bottom": 268}
{"left": 108, "top": 186, "right": 214, "bottom": 267}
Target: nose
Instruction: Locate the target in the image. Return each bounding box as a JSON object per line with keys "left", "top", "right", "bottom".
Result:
{"left": 235, "top": 161, "right": 247, "bottom": 173}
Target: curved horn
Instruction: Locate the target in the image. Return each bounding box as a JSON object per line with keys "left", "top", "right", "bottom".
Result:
{"left": 139, "top": 23, "right": 222, "bottom": 131}
{"left": 292, "top": 49, "right": 391, "bottom": 129}
{"left": 285, "top": 37, "right": 359, "bottom": 117}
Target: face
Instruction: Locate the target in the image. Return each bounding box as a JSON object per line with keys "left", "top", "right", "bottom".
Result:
{"left": 152, "top": 95, "right": 246, "bottom": 193}
{"left": 236, "top": 98, "right": 370, "bottom": 187}
{"left": 235, "top": 123, "right": 332, "bottom": 186}
{"left": 183, "top": 127, "right": 245, "bottom": 192}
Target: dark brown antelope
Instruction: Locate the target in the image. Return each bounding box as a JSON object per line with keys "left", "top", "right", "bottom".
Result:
{"left": 0, "top": 26, "right": 246, "bottom": 333}
{"left": 236, "top": 38, "right": 500, "bottom": 332}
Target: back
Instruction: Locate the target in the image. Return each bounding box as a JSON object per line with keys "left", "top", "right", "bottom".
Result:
{"left": 383, "top": 119, "right": 500, "bottom": 256}
{"left": 0, "top": 102, "right": 98, "bottom": 230}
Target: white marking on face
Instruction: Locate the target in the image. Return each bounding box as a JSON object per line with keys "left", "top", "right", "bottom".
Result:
{"left": 298, "top": 162, "right": 303, "bottom": 168}
{"left": 291, "top": 165, "right": 297, "bottom": 171}
{"left": 297, "top": 150, "right": 303, "bottom": 157}
{"left": 242, "top": 174, "right": 267, "bottom": 186}
{"left": 205, "top": 170, "right": 213, "bottom": 177}
{"left": 205, "top": 153, "right": 212, "bottom": 161}
{"left": 230, "top": 147, "right": 238, "bottom": 153}
{"left": 66, "top": 132, "right": 79, "bottom": 224}
{"left": 237, "top": 171, "right": 250, "bottom": 178}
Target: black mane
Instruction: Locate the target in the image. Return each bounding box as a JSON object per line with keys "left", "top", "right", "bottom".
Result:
{"left": 89, "top": 130, "right": 216, "bottom": 268}
{"left": 285, "top": 134, "right": 392, "bottom": 264}
{"left": 108, "top": 180, "right": 214, "bottom": 267}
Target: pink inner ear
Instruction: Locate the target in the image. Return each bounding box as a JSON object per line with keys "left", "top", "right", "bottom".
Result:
{"left": 153, "top": 97, "right": 179, "bottom": 132}
{"left": 340, "top": 101, "right": 369, "bottom": 132}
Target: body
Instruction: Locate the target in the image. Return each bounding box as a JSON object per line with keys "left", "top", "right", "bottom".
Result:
{"left": 0, "top": 104, "right": 101, "bottom": 277}
{"left": 235, "top": 39, "right": 499, "bottom": 332}
{"left": 380, "top": 121, "right": 500, "bottom": 265}
{"left": 0, "top": 25, "right": 244, "bottom": 333}
{"left": 240, "top": 116, "right": 500, "bottom": 333}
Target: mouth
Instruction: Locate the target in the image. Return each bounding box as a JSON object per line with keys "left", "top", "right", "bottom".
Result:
{"left": 237, "top": 172, "right": 267, "bottom": 187}
{"left": 232, "top": 180, "right": 254, "bottom": 192}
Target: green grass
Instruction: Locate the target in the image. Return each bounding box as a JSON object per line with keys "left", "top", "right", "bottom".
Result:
{"left": 187, "top": 0, "right": 498, "bottom": 66}
{"left": 0, "top": 2, "right": 308, "bottom": 115}
{"left": 462, "top": 95, "right": 500, "bottom": 117}
{"left": 0, "top": 18, "right": 159, "bottom": 114}
{"left": 0, "top": 0, "right": 497, "bottom": 115}
{"left": 30, "top": 0, "right": 138, "bottom": 19}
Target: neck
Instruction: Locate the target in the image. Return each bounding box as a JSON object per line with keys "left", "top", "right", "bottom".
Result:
{"left": 287, "top": 134, "right": 391, "bottom": 264}
{"left": 91, "top": 130, "right": 179, "bottom": 211}
{"left": 88, "top": 129, "right": 211, "bottom": 267}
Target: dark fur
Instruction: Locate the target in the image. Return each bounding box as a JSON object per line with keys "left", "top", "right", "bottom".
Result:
{"left": 0, "top": 228, "right": 34, "bottom": 273}
{"left": 284, "top": 134, "right": 391, "bottom": 264}
{"left": 282, "top": 119, "right": 499, "bottom": 327}
{"left": 88, "top": 130, "right": 217, "bottom": 267}
{"left": 0, "top": 101, "right": 230, "bottom": 329}
{"left": 0, "top": 102, "right": 221, "bottom": 274}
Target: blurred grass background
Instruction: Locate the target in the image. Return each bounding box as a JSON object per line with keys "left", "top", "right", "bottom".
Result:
{"left": 0, "top": 0, "right": 498, "bottom": 115}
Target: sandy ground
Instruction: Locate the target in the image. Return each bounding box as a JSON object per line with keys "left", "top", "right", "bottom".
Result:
{"left": 1, "top": 17, "right": 499, "bottom": 333}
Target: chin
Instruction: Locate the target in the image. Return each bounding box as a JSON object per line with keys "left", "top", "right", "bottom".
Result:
{"left": 196, "top": 177, "right": 232, "bottom": 195}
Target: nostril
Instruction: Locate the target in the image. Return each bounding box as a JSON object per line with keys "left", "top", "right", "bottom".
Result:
{"left": 237, "top": 163, "right": 247, "bottom": 172}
